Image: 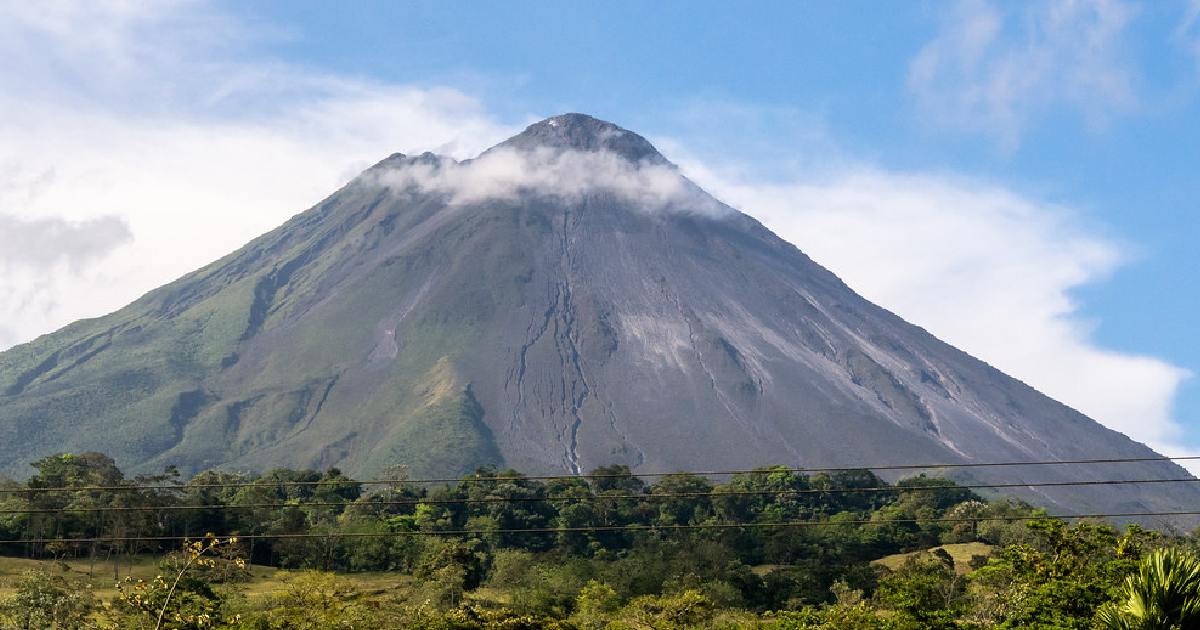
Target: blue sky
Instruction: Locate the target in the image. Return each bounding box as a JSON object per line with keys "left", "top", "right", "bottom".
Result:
{"left": 1, "top": 1, "right": 1198, "bottom": 457}
{"left": 228, "top": 0, "right": 1198, "bottom": 370}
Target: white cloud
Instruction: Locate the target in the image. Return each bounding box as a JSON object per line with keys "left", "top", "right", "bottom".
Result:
{"left": 909, "top": 0, "right": 1138, "bottom": 149}
{"left": 0, "top": 213, "right": 131, "bottom": 270}
{"left": 0, "top": 1, "right": 516, "bottom": 348}
{"left": 672, "top": 152, "right": 1196, "bottom": 462}
{"left": 369, "top": 146, "right": 723, "bottom": 214}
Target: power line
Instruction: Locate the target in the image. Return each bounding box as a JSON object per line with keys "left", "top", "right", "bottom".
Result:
{"left": 3, "top": 454, "right": 1198, "bottom": 494}
{"left": 3, "top": 477, "right": 1199, "bottom": 515}
{"left": 2, "top": 510, "right": 1197, "bottom": 545}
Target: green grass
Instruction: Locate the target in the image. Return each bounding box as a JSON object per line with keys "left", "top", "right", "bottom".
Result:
{"left": 0, "top": 554, "right": 271, "bottom": 600}
{"left": 872, "top": 542, "right": 995, "bottom": 575}
{"left": 0, "top": 554, "right": 415, "bottom": 603}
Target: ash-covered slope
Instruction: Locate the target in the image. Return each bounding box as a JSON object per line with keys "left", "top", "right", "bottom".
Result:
{"left": 0, "top": 114, "right": 1194, "bottom": 520}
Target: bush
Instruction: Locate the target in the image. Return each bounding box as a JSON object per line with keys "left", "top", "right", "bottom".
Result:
{"left": 254, "top": 570, "right": 367, "bottom": 629}
{"left": 419, "top": 564, "right": 469, "bottom": 609}
{"left": 415, "top": 538, "right": 490, "bottom": 591}
{"left": 487, "top": 554, "right": 594, "bottom": 617}
{"left": 575, "top": 580, "right": 620, "bottom": 617}
{"left": 763, "top": 604, "right": 886, "bottom": 630}
{"left": 0, "top": 570, "right": 96, "bottom": 630}
{"left": 109, "top": 574, "right": 226, "bottom": 630}
{"left": 873, "top": 554, "right": 963, "bottom": 628}
{"left": 614, "top": 590, "right": 714, "bottom": 629}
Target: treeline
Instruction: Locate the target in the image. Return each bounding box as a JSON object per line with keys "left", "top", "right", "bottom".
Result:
{"left": 1, "top": 453, "right": 1018, "bottom": 574}
{"left": 1, "top": 452, "right": 1197, "bottom": 628}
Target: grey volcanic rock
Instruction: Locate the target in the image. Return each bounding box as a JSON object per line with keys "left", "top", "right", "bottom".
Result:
{"left": 0, "top": 113, "right": 1195, "bottom": 524}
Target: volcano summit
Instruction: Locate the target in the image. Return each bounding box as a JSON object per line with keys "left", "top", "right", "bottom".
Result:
{"left": 0, "top": 114, "right": 1193, "bottom": 518}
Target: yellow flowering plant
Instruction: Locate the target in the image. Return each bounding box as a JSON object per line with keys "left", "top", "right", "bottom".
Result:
{"left": 109, "top": 534, "right": 245, "bottom": 630}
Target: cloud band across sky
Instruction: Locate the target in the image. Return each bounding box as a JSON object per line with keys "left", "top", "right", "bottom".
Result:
{"left": 671, "top": 156, "right": 1193, "bottom": 460}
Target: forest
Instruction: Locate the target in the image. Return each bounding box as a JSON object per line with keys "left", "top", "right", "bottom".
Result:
{"left": 1, "top": 452, "right": 1199, "bottom": 628}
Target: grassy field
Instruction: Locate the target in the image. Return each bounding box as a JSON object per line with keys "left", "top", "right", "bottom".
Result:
{"left": 872, "top": 542, "right": 995, "bottom": 575}
{"left": 0, "top": 554, "right": 417, "bottom": 602}
{"left": 0, "top": 545, "right": 996, "bottom": 612}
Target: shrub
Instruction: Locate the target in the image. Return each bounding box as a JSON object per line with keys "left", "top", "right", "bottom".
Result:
{"left": 0, "top": 570, "right": 96, "bottom": 630}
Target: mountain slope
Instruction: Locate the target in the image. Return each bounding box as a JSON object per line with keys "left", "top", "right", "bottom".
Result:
{"left": 0, "top": 114, "right": 1194, "bottom": 520}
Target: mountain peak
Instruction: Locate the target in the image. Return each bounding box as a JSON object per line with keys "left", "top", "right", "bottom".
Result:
{"left": 493, "top": 113, "right": 667, "bottom": 163}
{"left": 2, "top": 108, "right": 1194, "bottom": 526}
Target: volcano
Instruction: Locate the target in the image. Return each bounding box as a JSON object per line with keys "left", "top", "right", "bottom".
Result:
{"left": 0, "top": 113, "right": 1193, "bottom": 519}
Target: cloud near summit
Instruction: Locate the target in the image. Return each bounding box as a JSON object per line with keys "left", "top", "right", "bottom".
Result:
{"left": 367, "top": 146, "right": 724, "bottom": 215}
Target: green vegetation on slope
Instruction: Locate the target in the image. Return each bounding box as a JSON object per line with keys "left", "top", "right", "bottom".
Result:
{"left": 363, "top": 357, "right": 502, "bottom": 478}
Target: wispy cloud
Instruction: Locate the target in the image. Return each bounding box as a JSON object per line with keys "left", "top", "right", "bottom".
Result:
{"left": 1177, "top": 0, "right": 1200, "bottom": 71}
{"left": 908, "top": 0, "right": 1138, "bottom": 149}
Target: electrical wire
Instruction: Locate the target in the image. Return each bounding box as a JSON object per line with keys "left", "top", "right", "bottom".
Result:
{"left": 2, "top": 510, "right": 1197, "bottom": 545}
{"left": 2, "top": 454, "right": 1197, "bottom": 494}
{"left": 1, "top": 477, "right": 1198, "bottom": 514}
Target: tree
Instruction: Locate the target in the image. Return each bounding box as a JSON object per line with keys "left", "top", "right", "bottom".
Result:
{"left": 874, "top": 551, "right": 963, "bottom": 628}
{"left": 456, "top": 467, "right": 556, "bottom": 551}
{"left": 1096, "top": 548, "right": 1200, "bottom": 629}
{"left": 966, "top": 519, "right": 1156, "bottom": 628}
{"left": 414, "top": 537, "right": 490, "bottom": 592}
{"left": 648, "top": 473, "right": 714, "bottom": 530}
{"left": 582, "top": 465, "right": 646, "bottom": 553}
